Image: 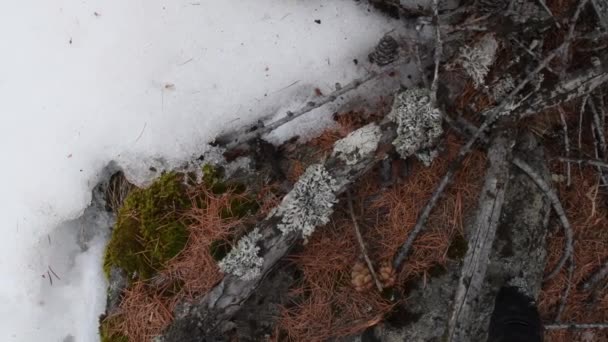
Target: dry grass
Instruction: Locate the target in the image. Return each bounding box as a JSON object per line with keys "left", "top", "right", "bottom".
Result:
{"left": 275, "top": 133, "right": 486, "bottom": 340}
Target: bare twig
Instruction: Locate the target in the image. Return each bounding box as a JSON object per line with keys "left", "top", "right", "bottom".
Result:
{"left": 394, "top": 34, "right": 570, "bottom": 270}
{"left": 219, "top": 71, "right": 380, "bottom": 148}
{"left": 558, "top": 107, "right": 572, "bottom": 186}
{"left": 590, "top": 99, "right": 607, "bottom": 156}
{"left": 578, "top": 95, "right": 589, "bottom": 152}
{"left": 582, "top": 259, "right": 608, "bottom": 291}
{"left": 536, "top": 0, "right": 561, "bottom": 28}
{"left": 555, "top": 256, "right": 574, "bottom": 321}
{"left": 430, "top": 0, "right": 442, "bottom": 106}
{"left": 512, "top": 157, "right": 574, "bottom": 282}
{"left": 556, "top": 157, "right": 608, "bottom": 169}
{"left": 346, "top": 190, "right": 383, "bottom": 293}
{"left": 545, "top": 323, "right": 608, "bottom": 330}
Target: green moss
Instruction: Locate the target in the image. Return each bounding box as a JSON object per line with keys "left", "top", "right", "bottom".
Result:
{"left": 103, "top": 172, "right": 190, "bottom": 280}
{"left": 447, "top": 234, "right": 468, "bottom": 260}
{"left": 202, "top": 164, "right": 227, "bottom": 194}
{"left": 100, "top": 316, "right": 129, "bottom": 342}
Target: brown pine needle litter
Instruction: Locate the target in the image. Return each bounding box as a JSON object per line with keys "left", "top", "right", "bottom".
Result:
{"left": 275, "top": 133, "right": 486, "bottom": 341}
{"left": 105, "top": 182, "right": 277, "bottom": 341}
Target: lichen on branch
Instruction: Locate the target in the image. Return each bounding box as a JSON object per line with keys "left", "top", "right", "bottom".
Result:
{"left": 274, "top": 164, "right": 341, "bottom": 240}
{"left": 218, "top": 228, "right": 264, "bottom": 280}
{"left": 388, "top": 88, "right": 443, "bottom": 165}
{"left": 332, "top": 123, "right": 383, "bottom": 165}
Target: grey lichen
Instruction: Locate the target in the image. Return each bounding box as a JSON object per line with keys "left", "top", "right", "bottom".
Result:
{"left": 274, "top": 164, "right": 340, "bottom": 240}
{"left": 388, "top": 88, "right": 443, "bottom": 166}
{"left": 218, "top": 228, "right": 263, "bottom": 280}
{"left": 332, "top": 123, "right": 382, "bottom": 165}
{"left": 457, "top": 34, "right": 498, "bottom": 88}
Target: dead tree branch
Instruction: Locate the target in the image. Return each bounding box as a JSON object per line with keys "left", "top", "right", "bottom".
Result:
{"left": 217, "top": 71, "right": 381, "bottom": 148}
{"left": 446, "top": 133, "right": 513, "bottom": 342}
{"left": 558, "top": 107, "right": 572, "bottom": 186}
{"left": 556, "top": 257, "right": 574, "bottom": 322}
{"left": 346, "top": 190, "right": 383, "bottom": 293}
{"left": 582, "top": 259, "right": 608, "bottom": 291}
{"left": 512, "top": 157, "right": 574, "bottom": 282}
{"left": 160, "top": 122, "right": 397, "bottom": 341}
{"left": 430, "top": 0, "right": 442, "bottom": 106}
{"left": 545, "top": 322, "right": 608, "bottom": 330}
{"left": 555, "top": 157, "right": 608, "bottom": 169}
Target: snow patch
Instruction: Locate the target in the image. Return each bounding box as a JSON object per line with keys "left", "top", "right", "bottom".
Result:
{"left": 219, "top": 228, "right": 264, "bottom": 281}
{"left": 275, "top": 164, "right": 340, "bottom": 240}
{"left": 388, "top": 88, "right": 443, "bottom": 165}
{"left": 332, "top": 123, "right": 382, "bottom": 165}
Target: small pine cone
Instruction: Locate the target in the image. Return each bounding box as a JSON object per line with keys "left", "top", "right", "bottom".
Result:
{"left": 369, "top": 35, "right": 399, "bottom": 66}
{"left": 379, "top": 262, "right": 396, "bottom": 289}
{"left": 351, "top": 261, "right": 373, "bottom": 292}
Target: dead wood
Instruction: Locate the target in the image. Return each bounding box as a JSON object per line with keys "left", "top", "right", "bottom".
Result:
{"left": 446, "top": 130, "right": 513, "bottom": 342}
{"left": 159, "top": 122, "right": 397, "bottom": 341}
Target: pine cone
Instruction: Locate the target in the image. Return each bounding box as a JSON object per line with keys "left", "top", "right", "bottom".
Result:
{"left": 379, "top": 262, "right": 396, "bottom": 288}
{"left": 351, "top": 261, "right": 373, "bottom": 292}
{"left": 369, "top": 35, "right": 399, "bottom": 66}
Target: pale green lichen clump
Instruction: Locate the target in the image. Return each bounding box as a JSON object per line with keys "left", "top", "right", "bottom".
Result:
{"left": 274, "top": 164, "right": 340, "bottom": 240}
{"left": 218, "top": 228, "right": 264, "bottom": 280}
{"left": 332, "top": 123, "right": 382, "bottom": 165}
{"left": 388, "top": 88, "right": 443, "bottom": 166}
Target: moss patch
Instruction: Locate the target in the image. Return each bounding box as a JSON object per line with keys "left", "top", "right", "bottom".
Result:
{"left": 103, "top": 172, "right": 190, "bottom": 280}
{"left": 100, "top": 316, "right": 129, "bottom": 342}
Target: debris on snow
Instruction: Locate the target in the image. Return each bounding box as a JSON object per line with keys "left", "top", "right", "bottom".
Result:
{"left": 274, "top": 164, "right": 340, "bottom": 240}
{"left": 388, "top": 88, "right": 443, "bottom": 165}
{"left": 332, "top": 123, "right": 383, "bottom": 165}
{"left": 369, "top": 35, "right": 400, "bottom": 66}
{"left": 218, "top": 228, "right": 264, "bottom": 280}
{"left": 457, "top": 34, "right": 499, "bottom": 88}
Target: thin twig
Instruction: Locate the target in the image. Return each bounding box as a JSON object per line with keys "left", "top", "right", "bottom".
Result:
{"left": 578, "top": 95, "right": 589, "bottom": 152}
{"left": 394, "top": 33, "right": 571, "bottom": 270}
{"left": 582, "top": 259, "right": 608, "bottom": 291}
{"left": 220, "top": 71, "right": 380, "bottom": 148}
{"left": 536, "top": 0, "right": 561, "bottom": 28}
{"left": 555, "top": 255, "right": 574, "bottom": 321}
{"left": 430, "top": 0, "right": 442, "bottom": 106}
{"left": 558, "top": 107, "right": 572, "bottom": 186}
{"left": 512, "top": 157, "right": 574, "bottom": 282}
{"left": 590, "top": 99, "right": 607, "bottom": 156}
{"left": 545, "top": 323, "right": 608, "bottom": 330}
{"left": 556, "top": 157, "right": 608, "bottom": 169}
{"left": 346, "top": 190, "right": 383, "bottom": 293}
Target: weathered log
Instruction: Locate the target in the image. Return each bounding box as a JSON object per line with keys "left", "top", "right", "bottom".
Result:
{"left": 446, "top": 129, "right": 513, "bottom": 342}
{"left": 158, "top": 121, "right": 397, "bottom": 341}
{"left": 352, "top": 133, "right": 551, "bottom": 341}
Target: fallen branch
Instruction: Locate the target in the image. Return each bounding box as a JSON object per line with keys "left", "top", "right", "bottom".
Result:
{"left": 555, "top": 256, "right": 574, "bottom": 322}
{"left": 555, "top": 157, "right": 608, "bottom": 169}
{"left": 430, "top": 0, "right": 442, "bottom": 106}
{"left": 160, "top": 122, "right": 397, "bottom": 341}
{"left": 217, "top": 71, "right": 381, "bottom": 148}
{"left": 512, "top": 157, "right": 574, "bottom": 282}
{"left": 545, "top": 322, "right": 608, "bottom": 330}
{"left": 346, "top": 190, "right": 383, "bottom": 293}
{"left": 578, "top": 95, "right": 589, "bottom": 152}
{"left": 582, "top": 259, "right": 608, "bottom": 291}
{"left": 446, "top": 132, "right": 513, "bottom": 342}
{"left": 558, "top": 107, "right": 572, "bottom": 186}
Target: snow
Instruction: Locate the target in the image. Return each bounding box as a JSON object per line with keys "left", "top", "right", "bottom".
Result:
{"left": 0, "top": 1, "right": 397, "bottom": 341}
